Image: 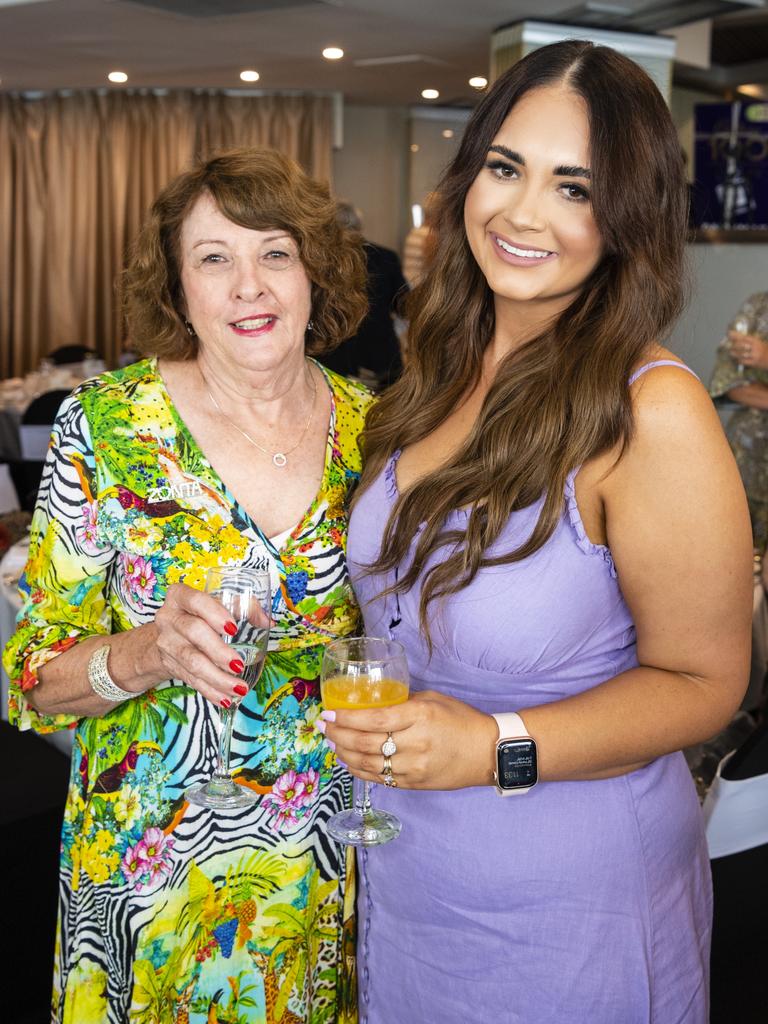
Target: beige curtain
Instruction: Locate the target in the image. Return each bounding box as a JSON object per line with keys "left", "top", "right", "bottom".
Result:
{"left": 0, "top": 91, "right": 333, "bottom": 377}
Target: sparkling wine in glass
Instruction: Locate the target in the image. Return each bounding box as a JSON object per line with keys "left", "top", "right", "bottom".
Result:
{"left": 186, "top": 563, "right": 271, "bottom": 810}
{"left": 732, "top": 314, "right": 751, "bottom": 375}
{"left": 321, "top": 636, "right": 409, "bottom": 846}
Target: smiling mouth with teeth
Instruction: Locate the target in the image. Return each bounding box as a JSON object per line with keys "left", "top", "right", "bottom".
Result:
{"left": 494, "top": 237, "right": 553, "bottom": 259}
{"left": 233, "top": 316, "right": 275, "bottom": 329}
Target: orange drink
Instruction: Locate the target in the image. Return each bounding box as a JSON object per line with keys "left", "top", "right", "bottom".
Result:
{"left": 322, "top": 674, "right": 409, "bottom": 710}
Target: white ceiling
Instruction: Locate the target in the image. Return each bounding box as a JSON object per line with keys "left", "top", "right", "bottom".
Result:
{"left": 0, "top": 0, "right": 765, "bottom": 105}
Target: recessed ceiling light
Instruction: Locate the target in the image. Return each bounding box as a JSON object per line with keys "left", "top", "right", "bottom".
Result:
{"left": 469, "top": 76, "right": 488, "bottom": 90}
{"left": 421, "top": 88, "right": 439, "bottom": 100}
{"left": 442, "top": 129, "right": 454, "bottom": 139}
{"left": 240, "top": 70, "right": 260, "bottom": 83}
{"left": 108, "top": 71, "right": 128, "bottom": 84}
{"left": 322, "top": 47, "right": 344, "bottom": 60}
{"left": 410, "top": 144, "right": 420, "bottom": 152}
{"left": 738, "top": 83, "right": 766, "bottom": 98}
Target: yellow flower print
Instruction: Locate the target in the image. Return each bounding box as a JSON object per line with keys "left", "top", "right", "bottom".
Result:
{"left": 170, "top": 540, "right": 195, "bottom": 566}
{"left": 217, "top": 523, "right": 249, "bottom": 558}
{"left": 188, "top": 518, "right": 213, "bottom": 545}
{"left": 93, "top": 829, "right": 114, "bottom": 853}
{"left": 114, "top": 784, "right": 142, "bottom": 828}
{"left": 81, "top": 838, "right": 120, "bottom": 885}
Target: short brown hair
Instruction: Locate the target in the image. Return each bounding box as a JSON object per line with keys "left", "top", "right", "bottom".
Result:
{"left": 123, "top": 147, "right": 367, "bottom": 359}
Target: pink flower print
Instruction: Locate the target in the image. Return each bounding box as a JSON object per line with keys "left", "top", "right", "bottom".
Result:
{"left": 264, "top": 769, "right": 307, "bottom": 830}
{"left": 271, "top": 803, "right": 299, "bottom": 831}
{"left": 76, "top": 501, "right": 102, "bottom": 554}
{"left": 121, "top": 843, "right": 147, "bottom": 885}
{"left": 135, "top": 826, "right": 172, "bottom": 867}
{"left": 147, "top": 859, "right": 172, "bottom": 888}
{"left": 294, "top": 768, "right": 319, "bottom": 808}
{"left": 121, "top": 554, "right": 157, "bottom": 606}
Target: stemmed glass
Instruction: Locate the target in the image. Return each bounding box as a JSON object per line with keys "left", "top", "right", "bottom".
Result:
{"left": 732, "top": 314, "right": 751, "bottom": 376}
{"left": 186, "top": 563, "right": 271, "bottom": 810}
{"left": 321, "top": 636, "right": 410, "bottom": 846}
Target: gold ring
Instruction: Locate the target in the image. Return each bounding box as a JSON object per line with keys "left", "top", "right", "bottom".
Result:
{"left": 382, "top": 755, "right": 397, "bottom": 787}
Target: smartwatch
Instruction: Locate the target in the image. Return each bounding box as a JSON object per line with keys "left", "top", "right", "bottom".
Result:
{"left": 492, "top": 712, "right": 538, "bottom": 796}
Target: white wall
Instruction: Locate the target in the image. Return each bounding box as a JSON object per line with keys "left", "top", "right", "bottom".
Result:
{"left": 668, "top": 244, "right": 768, "bottom": 383}
{"left": 332, "top": 104, "right": 410, "bottom": 252}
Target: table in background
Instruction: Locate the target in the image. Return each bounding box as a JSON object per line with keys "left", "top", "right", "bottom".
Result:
{"left": 0, "top": 361, "right": 105, "bottom": 461}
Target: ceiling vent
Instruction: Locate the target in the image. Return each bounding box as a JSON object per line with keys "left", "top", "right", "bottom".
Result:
{"left": 352, "top": 54, "right": 448, "bottom": 68}
{"left": 114, "top": 0, "right": 339, "bottom": 16}
{"left": 553, "top": 0, "right": 764, "bottom": 31}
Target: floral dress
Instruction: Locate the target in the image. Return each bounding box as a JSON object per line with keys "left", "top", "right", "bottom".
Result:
{"left": 709, "top": 291, "right": 768, "bottom": 552}
{"left": 3, "top": 358, "right": 372, "bottom": 1024}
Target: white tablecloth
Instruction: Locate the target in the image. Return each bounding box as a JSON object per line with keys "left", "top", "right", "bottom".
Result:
{"left": 0, "top": 540, "right": 72, "bottom": 755}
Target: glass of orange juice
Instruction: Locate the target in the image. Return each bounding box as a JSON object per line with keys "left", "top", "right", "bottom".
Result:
{"left": 321, "top": 636, "right": 409, "bottom": 846}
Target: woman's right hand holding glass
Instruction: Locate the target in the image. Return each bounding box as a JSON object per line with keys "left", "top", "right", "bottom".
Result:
{"left": 152, "top": 582, "right": 268, "bottom": 707}
{"left": 727, "top": 329, "right": 768, "bottom": 370}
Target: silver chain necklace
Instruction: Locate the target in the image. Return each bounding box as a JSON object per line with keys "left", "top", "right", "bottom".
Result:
{"left": 203, "top": 364, "right": 318, "bottom": 468}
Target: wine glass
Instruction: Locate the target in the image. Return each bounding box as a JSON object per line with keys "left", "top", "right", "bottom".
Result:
{"left": 321, "top": 636, "right": 409, "bottom": 846}
{"left": 186, "top": 563, "right": 271, "bottom": 810}
{"left": 732, "top": 314, "right": 751, "bottom": 375}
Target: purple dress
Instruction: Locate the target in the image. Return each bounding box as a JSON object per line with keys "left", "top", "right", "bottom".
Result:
{"left": 347, "top": 362, "right": 711, "bottom": 1023}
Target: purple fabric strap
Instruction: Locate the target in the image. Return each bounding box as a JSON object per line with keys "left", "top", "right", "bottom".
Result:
{"left": 628, "top": 359, "right": 699, "bottom": 386}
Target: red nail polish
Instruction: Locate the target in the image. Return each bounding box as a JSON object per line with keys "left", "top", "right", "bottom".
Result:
{"left": 233, "top": 684, "right": 248, "bottom": 697}
{"left": 224, "top": 621, "right": 237, "bottom": 636}
{"left": 229, "top": 658, "right": 245, "bottom": 674}
{"left": 220, "top": 698, "right": 232, "bottom": 709}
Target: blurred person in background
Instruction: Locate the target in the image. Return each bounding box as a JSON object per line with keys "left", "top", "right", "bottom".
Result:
{"left": 709, "top": 291, "right": 768, "bottom": 553}
{"left": 320, "top": 201, "right": 407, "bottom": 389}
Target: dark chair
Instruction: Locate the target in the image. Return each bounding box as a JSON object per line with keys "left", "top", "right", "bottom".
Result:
{"left": 9, "top": 389, "right": 71, "bottom": 511}
{"left": 21, "top": 389, "right": 71, "bottom": 427}
{"left": 48, "top": 344, "right": 98, "bottom": 366}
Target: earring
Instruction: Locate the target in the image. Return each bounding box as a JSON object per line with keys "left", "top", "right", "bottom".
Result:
{"left": 184, "top": 319, "right": 195, "bottom": 337}
{"left": 306, "top": 320, "right": 314, "bottom": 332}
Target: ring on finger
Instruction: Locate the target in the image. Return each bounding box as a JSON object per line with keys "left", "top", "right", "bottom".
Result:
{"left": 382, "top": 755, "right": 397, "bottom": 787}
{"left": 381, "top": 732, "right": 397, "bottom": 757}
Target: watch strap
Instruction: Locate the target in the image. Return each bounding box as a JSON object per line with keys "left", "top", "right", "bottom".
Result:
{"left": 492, "top": 711, "right": 529, "bottom": 742}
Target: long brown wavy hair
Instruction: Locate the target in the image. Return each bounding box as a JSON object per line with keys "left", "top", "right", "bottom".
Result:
{"left": 124, "top": 147, "right": 367, "bottom": 359}
{"left": 360, "top": 40, "right": 689, "bottom": 639}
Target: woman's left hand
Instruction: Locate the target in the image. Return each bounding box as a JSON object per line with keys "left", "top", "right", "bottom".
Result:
{"left": 319, "top": 690, "right": 498, "bottom": 791}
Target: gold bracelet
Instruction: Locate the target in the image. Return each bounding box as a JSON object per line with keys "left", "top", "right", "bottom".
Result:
{"left": 87, "top": 644, "right": 134, "bottom": 704}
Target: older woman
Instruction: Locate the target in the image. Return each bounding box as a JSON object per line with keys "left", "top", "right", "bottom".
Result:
{"left": 4, "top": 148, "right": 369, "bottom": 1023}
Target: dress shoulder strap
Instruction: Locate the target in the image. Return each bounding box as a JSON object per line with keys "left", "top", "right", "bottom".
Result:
{"left": 628, "top": 360, "right": 699, "bottom": 386}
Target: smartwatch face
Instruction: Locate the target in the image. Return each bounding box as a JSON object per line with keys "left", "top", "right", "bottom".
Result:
{"left": 497, "top": 739, "right": 537, "bottom": 790}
